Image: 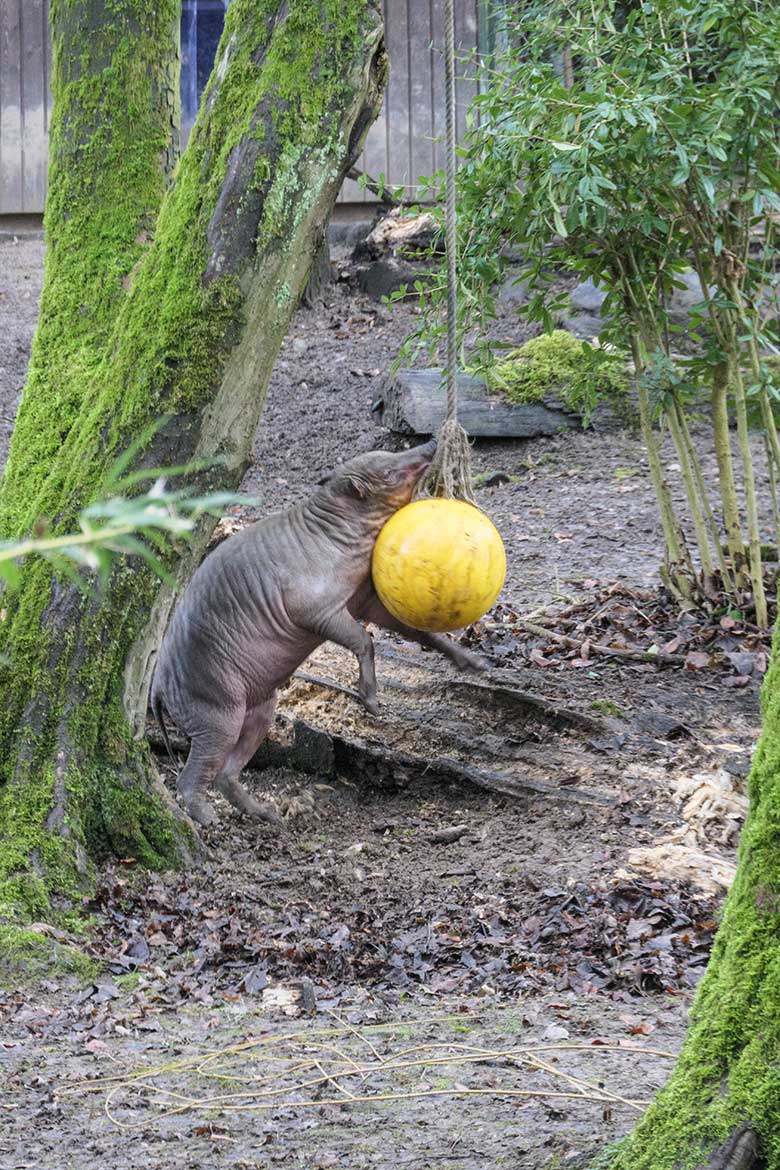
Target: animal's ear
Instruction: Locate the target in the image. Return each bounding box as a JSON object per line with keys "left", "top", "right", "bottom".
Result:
{"left": 345, "top": 474, "right": 368, "bottom": 499}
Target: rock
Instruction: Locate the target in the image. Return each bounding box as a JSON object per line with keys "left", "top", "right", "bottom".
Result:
{"left": 665, "top": 269, "right": 714, "bottom": 328}
{"left": 570, "top": 276, "right": 607, "bottom": 313}
{"left": 559, "top": 312, "right": 604, "bottom": 341}
{"left": 633, "top": 710, "right": 690, "bottom": 739}
{"left": 498, "top": 270, "right": 531, "bottom": 307}
{"left": 355, "top": 256, "right": 432, "bottom": 301}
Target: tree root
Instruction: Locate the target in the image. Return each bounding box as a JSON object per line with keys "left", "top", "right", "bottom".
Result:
{"left": 699, "top": 1125, "right": 761, "bottom": 1170}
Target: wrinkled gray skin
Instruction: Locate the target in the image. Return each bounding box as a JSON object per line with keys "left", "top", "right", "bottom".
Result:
{"left": 151, "top": 441, "right": 484, "bottom": 828}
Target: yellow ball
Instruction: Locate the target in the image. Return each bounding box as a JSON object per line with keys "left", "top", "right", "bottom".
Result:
{"left": 371, "top": 498, "right": 506, "bottom": 632}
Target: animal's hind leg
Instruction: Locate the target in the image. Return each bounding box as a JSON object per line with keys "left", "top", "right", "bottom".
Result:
{"left": 214, "top": 694, "right": 281, "bottom": 826}
{"left": 176, "top": 718, "right": 243, "bottom": 828}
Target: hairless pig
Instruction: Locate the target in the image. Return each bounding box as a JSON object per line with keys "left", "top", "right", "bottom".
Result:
{"left": 151, "top": 440, "right": 485, "bottom": 828}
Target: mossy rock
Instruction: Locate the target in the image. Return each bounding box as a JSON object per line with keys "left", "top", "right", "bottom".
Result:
{"left": 484, "top": 330, "right": 632, "bottom": 424}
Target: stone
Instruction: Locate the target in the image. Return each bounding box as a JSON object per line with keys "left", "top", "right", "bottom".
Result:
{"left": 666, "top": 269, "right": 713, "bottom": 328}
{"left": 355, "top": 256, "right": 431, "bottom": 300}
{"left": 570, "top": 276, "right": 607, "bottom": 313}
{"left": 498, "top": 269, "right": 531, "bottom": 307}
{"left": 559, "top": 312, "right": 604, "bottom": 341}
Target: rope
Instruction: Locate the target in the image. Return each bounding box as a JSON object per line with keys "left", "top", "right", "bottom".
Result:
{"left": 444, "top": 0, "right": 458, "bottom": 423}
{"left": 414, "top": 0, "right": 475, "bottom": 504}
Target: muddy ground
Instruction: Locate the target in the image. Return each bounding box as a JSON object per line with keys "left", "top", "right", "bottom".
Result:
{"left": 0, "top": 226, "right": 765, "bottom": 1169}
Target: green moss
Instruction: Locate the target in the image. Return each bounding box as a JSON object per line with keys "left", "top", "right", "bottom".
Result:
{"left": 603, "top": 632, "right": 780, "bottom": 1168}
{"left": 0, "top": 1, "right": 180, "bottom": 537}
{"left": 484, "top": 330, "right": 630, "bottom": 422}
{"left": 0, "top": 762, "right": 87, "bottom": 924}
{"left": 0, "top": 925, "right": 100, "bottom": 986}
{"left": 115, "top": 971, "right": 141, "bottom": 991}
{"left": 0, "top": 0, "right": 383, "bottom": 944}
{"left": 590, "top": 699, "right": 623, "bottom": 717}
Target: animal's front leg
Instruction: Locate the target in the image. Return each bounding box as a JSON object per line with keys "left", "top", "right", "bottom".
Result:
{"left": 309, "top": 606, "right": 378, "bottom": 714}
{"left": 352, "top": 589, "right": 488, "bottom": 672}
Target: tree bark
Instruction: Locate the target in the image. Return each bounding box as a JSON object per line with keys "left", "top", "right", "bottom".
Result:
{"left": 602, "top": 654, "right": 780, "bottom": 1165}
{"left": 0, "top": 0, "right": 180, "bottom": 535}
{"left": 0, "top": 0, "right": 387, "bottom": 930}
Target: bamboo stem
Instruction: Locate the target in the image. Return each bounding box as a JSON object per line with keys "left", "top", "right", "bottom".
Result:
{"left": 727, "top": 350, "right": 768, "bottom": 628}
{"left": 676, "top": 403, "right": 735, "bottom": 592}
{"left": 710, "top": 359, "right": 748, "bottom": 587}
{"left": 628, "top": 332, "right": 693, "bottom": 600}
{"left": 764, "top": 434, "right": 780, "bottom": 557}
{"left": 667, "top": 400, "right": 715, "bottom": 584}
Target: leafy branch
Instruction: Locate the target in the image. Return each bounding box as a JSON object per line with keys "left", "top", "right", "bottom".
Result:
{"left": 0, "top": 419, "right": 255, "bottom": 593}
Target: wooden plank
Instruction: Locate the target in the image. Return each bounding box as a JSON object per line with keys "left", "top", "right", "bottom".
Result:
{"left": 361, "top": 1, "right": 390, "bottom": 200}
{"left": 20, "top": 0, "right": 47, "bottom": 212}
{"left": 454, "top": 0, "right": 479, "bottom": 145}
{"left": 0, "top": 0, "right": 23, "bottom": 214}
{"left": 43, "top": 0, "right": 50, "bottom": 135}
{"left": 374, "top": 368, "right": 581, "bottom": 438}
{"left": 429, "top": 0, "right": 445, "bottom": 176}
{"left": 407, "top": 0, "right": 434, "bottom": 192}
{"left": 384, "top": 0, "right": 411, "bottom": 196}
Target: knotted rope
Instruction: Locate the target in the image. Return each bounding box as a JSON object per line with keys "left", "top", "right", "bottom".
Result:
{"left": 415, "top": 0, "right": 475, "bottom": 504}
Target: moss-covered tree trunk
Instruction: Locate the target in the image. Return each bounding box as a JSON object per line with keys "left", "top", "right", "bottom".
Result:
{"left": 0, "top": 0, "right": 386, "bottom": 934}
{"left": 604, "top": 655, "right": 780, "bottom": 1167}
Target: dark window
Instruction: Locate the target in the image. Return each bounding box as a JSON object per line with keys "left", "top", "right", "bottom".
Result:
{"left": 180, "top": 0, "right": 230, "bottom": 141}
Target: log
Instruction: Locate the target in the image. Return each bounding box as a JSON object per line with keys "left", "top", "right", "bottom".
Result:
{"left": 372, "top": 368, "right": 638, "bottom": 437}
{"left": 244, "top": 716, "right": 617, "bottom": 807}
{"left": 146, "top": 712, "right": 615, "bottom": 809}
{"left": 373, "top": 368, "right": 580, "bottom": 438}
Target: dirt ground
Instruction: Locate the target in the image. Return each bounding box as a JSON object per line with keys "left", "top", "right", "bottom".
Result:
{"left": 0, "top": 226, "right": 765, "bottom": 1170}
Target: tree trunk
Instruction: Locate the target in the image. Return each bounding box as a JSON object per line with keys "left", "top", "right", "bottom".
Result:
{"left": 0, "top": 0, "right": 181, "bottom": 535}
{"left": 0, "top": 0, "right": 387, "bottom": 933}
{"left": 604, "top": 658, "right": 780, "bottom": 1166}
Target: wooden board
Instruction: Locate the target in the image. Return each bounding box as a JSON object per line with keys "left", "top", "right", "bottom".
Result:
{"left": 0, "top": 0, "right": 23, "bottom": 214}
{"left": 373, "top": 368, "right": 583, "bottom": 438}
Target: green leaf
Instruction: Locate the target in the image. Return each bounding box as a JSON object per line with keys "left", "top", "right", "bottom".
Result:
{"left": 552, "top": 204, "right": 568, "bottom": 238}
{"left": 0, "top": 555, "right": 21, "bottom": 589}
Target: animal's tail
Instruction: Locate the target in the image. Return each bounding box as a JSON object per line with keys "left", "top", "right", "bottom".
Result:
{"left": 150, "top": 682, "right": 177, "bottom": 768}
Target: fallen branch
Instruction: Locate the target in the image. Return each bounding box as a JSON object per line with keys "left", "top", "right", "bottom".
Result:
{"left": 516, "top": 618, "right": 688, "bottom": 666}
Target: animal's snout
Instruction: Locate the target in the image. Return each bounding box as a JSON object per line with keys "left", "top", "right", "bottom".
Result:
{"left": 406, "top": 438, "right": 436, "bottom": 468}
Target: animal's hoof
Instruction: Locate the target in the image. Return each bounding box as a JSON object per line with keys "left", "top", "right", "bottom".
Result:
{"left": 361, "top": 694, "right": 380, "bottom": 716}
{"left": 185, "top": 797, "right": 218, "bottom": 828}
{"left": 253, "top": 800, "right": 284, "bottom": 828}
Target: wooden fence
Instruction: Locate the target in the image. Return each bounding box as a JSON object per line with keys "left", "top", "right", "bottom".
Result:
{"left": 0, "top": 0, "right": 486, "bottom": 215}
{"left": 339, "top": 0, "right": 482, "bottom": 203}
{"left": 0, "top": 0, "right": 50, "bottom": 215}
